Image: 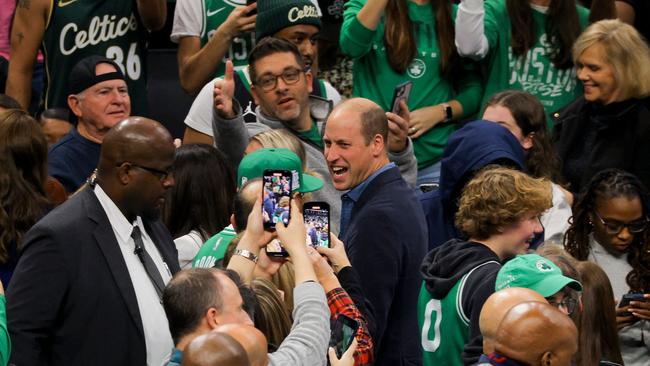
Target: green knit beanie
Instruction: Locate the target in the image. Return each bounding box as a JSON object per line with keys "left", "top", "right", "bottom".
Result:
{"left": 255, "top": 0, "right": 322, "bottom": 41}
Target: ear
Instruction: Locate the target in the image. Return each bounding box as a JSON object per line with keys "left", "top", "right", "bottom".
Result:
{"left": 205, "top": 308, "right": 220, "bottom": 329}
{"left": 305, "top": 70, "right": 313, "bottom": 94}
{"left": 68, "top": 95, "right": 83, "bottom": 118}
{"left": 117, "top": 163, "right": 132, "bottom": 185}
{"left": 522, "top": 132, "right": 534, "bottom": 150}
{"left": 250, "top": 84, "right": 261, "bottom": 106}
{"left": 371, "top": 133, "right": 385, "bottom": 157}
{"left": 230, "top": 214, "right": 237, "bottom": 231}
{"left": 541, "top": 351, "right": 553, "bottom": 366}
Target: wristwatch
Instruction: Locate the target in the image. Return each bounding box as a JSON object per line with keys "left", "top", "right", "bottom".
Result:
{"left": 441, "top": 103, "right": 453, "bottom": 123}
{"left": 234, "top": 249, "right": 258, "bottom": 263}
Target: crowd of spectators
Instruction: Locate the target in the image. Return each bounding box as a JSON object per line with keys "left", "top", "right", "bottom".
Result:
{"left": 1, "top": 0, "right": 650, "bottom": 365}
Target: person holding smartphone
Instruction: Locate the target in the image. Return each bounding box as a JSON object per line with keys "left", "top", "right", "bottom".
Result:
{"left": 340, "top": 0, "right": 483, "bottom": 186}
{"left": 564, "top": 169, "right": 650, "bottom": 366}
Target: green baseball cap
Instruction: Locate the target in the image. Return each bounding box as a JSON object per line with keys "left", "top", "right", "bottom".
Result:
{"left": 237, "top": 148, "right": 323, "bottom": 193}
{"left": 495, "top": 254, "right": 583, "bottom": 297}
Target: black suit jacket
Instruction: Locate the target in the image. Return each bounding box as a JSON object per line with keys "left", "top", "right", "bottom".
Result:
{"left": 7, "top": 187, "right": 181, "bottom": 365}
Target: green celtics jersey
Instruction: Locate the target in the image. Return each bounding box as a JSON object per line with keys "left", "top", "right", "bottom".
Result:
{"left": 192, "top": 225, "right": 237, "bottom": 268}
{"left": 42, "top": 0, "right": 148, "bottom": 114}
{"left": 418, "top": 261, "right": 498, "bottom": 366}
{"left": 200, "top": 0, "right": 255, "bottom": 77}
{"left": 481, "top": 1, "right": 589, "bottom": 129}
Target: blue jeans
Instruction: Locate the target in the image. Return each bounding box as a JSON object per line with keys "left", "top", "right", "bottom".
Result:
{"left": 416, "top": 161, "right": 442, "bottom": 189}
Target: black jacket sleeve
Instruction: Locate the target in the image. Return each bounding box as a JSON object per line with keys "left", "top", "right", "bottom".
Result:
{"left": 336, "top": 266, "right": 377, "bottom": 339}
{"left": 7, "top": 225, "right": 69, "bottom": 365}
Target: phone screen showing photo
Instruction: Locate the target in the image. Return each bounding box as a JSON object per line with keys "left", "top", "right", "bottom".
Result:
{"left": 262, "top": 170, "right": 292, "bottom": 229}
{"left": 304, "top": 204, "right": 330, "bottom": 248}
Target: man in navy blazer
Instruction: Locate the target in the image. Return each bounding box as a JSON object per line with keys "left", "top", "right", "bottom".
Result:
{"left": 323, "top": 98, "right": 428, "bottom": 366}
{"left": 7, "top": 117, "right": 181, "bottom": 365}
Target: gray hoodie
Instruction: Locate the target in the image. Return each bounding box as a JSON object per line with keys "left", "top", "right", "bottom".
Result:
{"left": 212, "top": 98, "right": 418, "bottom": 234}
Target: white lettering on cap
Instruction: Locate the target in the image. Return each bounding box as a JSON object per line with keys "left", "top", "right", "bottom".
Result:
{"left": 288, "top": 5, "right": 318, "bottom": 23}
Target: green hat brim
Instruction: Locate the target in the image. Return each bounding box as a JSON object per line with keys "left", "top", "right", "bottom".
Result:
{"left": 531, "top": 274, "right": 583, "bottom": 297}
{"left": 298, "top": 174, "right": 323, "bottom": 193}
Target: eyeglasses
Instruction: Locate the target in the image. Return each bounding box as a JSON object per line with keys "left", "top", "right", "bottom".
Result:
{"left": 593, "top": 210, "right": 648, "bottom": 235}
{"left": 116, "top": 162, "right": 173, "bottom": 182}
{"left": 254, "top": 67, "right": 304, "bottom": 92}
{"left": 546, "top": 297, "right": 578, "bottom": 316}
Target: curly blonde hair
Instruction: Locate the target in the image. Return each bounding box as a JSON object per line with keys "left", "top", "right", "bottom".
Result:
{"left": 455, "top": 166, "right": 552, "bottom": 240}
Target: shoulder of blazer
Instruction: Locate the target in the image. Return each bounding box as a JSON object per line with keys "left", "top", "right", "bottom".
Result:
{"left": 356, "top": 166, "right": 405, "bottom": 206}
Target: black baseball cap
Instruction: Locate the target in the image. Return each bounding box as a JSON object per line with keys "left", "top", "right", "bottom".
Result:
{"left": 66, "top": 55, "right": 125, "bottom": 124}
{"left": 67, "top": 55, "right": 125, "bottom": 96}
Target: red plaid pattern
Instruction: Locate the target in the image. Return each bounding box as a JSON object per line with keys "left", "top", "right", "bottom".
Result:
{"left": 327, "top": 287, "right": 374, "bottom": 365}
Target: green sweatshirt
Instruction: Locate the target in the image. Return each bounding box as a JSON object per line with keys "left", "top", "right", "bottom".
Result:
{"left": 0, "top": 295, "right": 9, "bottom": 366}
{"left": 482, "top": 1, "right": 589, "bottom": 129}
{"left": 340, "top": 0, "right": 482, "bottom": 169}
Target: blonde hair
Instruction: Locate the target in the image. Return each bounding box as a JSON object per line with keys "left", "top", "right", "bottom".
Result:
{"left": 251, "top": 129, "right": 321, "bottom": 183}
{"left": 456, "top": 166, "right": 552, "bottom": 240}
{"left": 250, "top": 278, "right": 292, "bottom": 348}
{"left": 573, "top": 19, "right": 650, "bottom": 99}
{"left": 251, "top": 130, "right": 307, "bottom": 169}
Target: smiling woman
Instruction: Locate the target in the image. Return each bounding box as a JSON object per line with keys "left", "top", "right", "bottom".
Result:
{"left": 563, "top": 169, "right": 650, "bottom": 365}
{"left": 553, "top": 19, "right": 650, "bottom": 193}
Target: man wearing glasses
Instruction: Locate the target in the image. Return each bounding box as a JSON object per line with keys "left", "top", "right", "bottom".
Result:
{"left": 8, "top": 117, "right": 181, "bottom": 365}
{"left": 48, "top": 55, "right": 132, "bottom": 193}
{"left": 211, "top": 37, "right": 416, "bottom": 234}
{"left": 496, "top": 254, "right": 584, "bottom": 317}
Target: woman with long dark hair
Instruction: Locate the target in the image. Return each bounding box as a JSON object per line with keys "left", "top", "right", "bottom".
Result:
{"left": 575, "top": 261, "right": 624, "bottom": 366}
{"left": 340, "top": 0, "right": 482, "bottom": 187}
{"left": 483, "top": 90, "right": 571, "bottom": 241}
{"left": 163, "top": 144, "right": 236, "bottom": 268}
{"left": 564, "top": 169, "right": 650, "bottom": 365}
{"left": 455, "top": 0, "right": 591, "bottom": 127}
{"left": 0, "top": 109, "right": 50, "bottom": 286}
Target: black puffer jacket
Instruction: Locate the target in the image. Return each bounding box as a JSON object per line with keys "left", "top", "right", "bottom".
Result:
{"left": 552, "top": 96, "right": 650, "bottom": 193}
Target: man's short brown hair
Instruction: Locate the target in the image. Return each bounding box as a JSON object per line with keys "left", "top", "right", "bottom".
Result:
{"left": 455, "top": 166, "right": 552, "bottom": 240}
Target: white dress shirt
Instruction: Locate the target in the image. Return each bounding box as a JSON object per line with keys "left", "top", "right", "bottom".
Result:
{"left": 94, "top": 185, "right": 173, "bottom": 366}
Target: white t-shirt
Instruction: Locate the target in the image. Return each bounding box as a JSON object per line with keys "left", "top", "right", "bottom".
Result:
{"left": 185, "top": 67, "right": 342, "bottom": 136}
{"left": 171, "top": 0, "right": 322, "bottom": 43}
{"left": 173, "top": 230, "right": 205, "bottom": 269}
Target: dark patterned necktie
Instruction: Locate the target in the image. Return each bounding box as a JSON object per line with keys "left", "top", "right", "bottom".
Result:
{"left": 131, "top": 225, "right": 165, "bottom": 300}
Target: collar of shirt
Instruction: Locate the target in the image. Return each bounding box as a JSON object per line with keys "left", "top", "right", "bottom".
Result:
{"left": 342, "top": 162, "right": 396, "bottom": 203}
{"left": 94, "top": 184, "right": 145, "bottom": 244}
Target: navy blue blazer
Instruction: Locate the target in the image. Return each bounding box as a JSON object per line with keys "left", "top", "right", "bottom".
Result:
{"left": 7, "top": 187, "right": 181, "bottom": 365}
{"left": 341, "top": 166, "right": 427, "bottom": 366}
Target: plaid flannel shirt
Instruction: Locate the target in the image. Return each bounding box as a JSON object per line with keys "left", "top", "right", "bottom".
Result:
{"left": 327, "top": 287, "right": 374, "bottom": 365}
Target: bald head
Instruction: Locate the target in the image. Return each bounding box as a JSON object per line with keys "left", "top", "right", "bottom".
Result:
{"left": 100, "top": 116, "right": 173, "bottom": 167}
{"left": 233, "top": 179, "right": 263, "bottom": 231}
{"left": 97, "top": 116, "right": 175, "bottom": 221}
{"left": 215, "top": 324, "right": 268, "bottom": 366}
{"left": 480, "top": 288, "right": 547, "bottom": 354}
{"left": 495, "top": 302, "right": 578, "bottom": 366}
{"left": 182, "top": 331, "right": 249, "bottom": 366}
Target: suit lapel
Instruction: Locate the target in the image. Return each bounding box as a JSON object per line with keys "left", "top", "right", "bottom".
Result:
{"left": 143, "top": 220, "right": 181, "bottom": 274}
{"left": 83, "top": 189, "right": 145, "bottom": 337}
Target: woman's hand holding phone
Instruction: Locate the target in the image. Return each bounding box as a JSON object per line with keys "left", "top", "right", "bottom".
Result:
{"left": 616, "top": 303, "right": 637, "bottom": 330}
{"left": 328, "top": 338, "right": 358, "bottom": 366}
{"left": 307, "top": 247, "right": 340, "bottom": 292}
{"left": 316, "top": 234, "right": 352, "bottom": 274}
{"left": 276, "top": 199, "right": 318, "bottom": 284}
{"left": 628, "top": 293, "right": 650, "bottom": 320}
